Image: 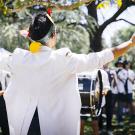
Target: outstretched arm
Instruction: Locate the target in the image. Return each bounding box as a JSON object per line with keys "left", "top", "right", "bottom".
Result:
{"left": 63, "top": 33, "right": 135, "bottom": 74}
{"left": 112, "top": 33, "right": 135, "bottom": 59}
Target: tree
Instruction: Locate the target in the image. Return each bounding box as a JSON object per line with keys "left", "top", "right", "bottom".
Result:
{"left": 111, "top": 26, "right": 135, "bottom": 47}
{"left": 0, "top": 0, "right": 98, "bottom": 53}
{"left": 0, "top": 9, "right": 31, "bottom": 51}
{"left": 111, "top": 26, "right": 135, "bottom": 68}
{"left": 0, "top": 0, "right": 135, "bottom": 52}
{"left": 53, "top": 8, "right": 98, "bottom": 53}
{"left": 87, "top": 0, "right": 135, "bottom": 52}
{"left": 53, "top": 10, "right": 90, "bottom": 53}
{"left": 0, "top": 0, "right": 93, "bottom": 14}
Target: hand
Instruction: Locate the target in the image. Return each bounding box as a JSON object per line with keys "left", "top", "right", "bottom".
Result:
{"left": 19, "top": 30, "right": 29, "bottom": 38}
{"left": 0, "top": 90, "right": 4, "bottom": 96}
{"left": 112, "top": 33, "right": 135, "bottom": 59}
{"left": 102, "top": 89, "right": 109, "bottom": 96}
{"left": 95, "top": 88, "right": 108, "bottom": 96}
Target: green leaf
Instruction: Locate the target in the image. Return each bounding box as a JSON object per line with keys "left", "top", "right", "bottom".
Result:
{"left": 116, "top": 0, "right": 122, "bottom": 7}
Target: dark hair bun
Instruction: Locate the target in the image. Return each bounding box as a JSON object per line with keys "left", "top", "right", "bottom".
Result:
{"left": 29, "top": 12, "right": 53, "bottom": 41}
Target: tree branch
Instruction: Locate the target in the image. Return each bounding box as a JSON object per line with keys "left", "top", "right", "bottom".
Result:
{"left": 8, "top": 0, "right": 95, "bottom": 13}
{"left": 98, "top": 0, "right": 135, "bottom": 34}
{"left": 54, "top": 16, "right": 66, "bottom": 24}
{"left": 25, "top": 9, "right": 33, "bottom": 19}
{"left": 115, "top": 18, "right": 135, "bottom": 26}
{"left": 89, "top": 0, "right": 135, "bottom": 51}
{"left": 99, "top": 6, "right": 127, "bottom": 32}
{"left": 67, "top": 22, "right": 86, "bottom": 28}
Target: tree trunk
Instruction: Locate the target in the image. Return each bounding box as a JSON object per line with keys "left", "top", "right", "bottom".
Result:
{"left": 87, "top": 1, "right": 98, "bottom": 21}
{"left": 87, "top": 2, "right": 102, "bottom": 52}
{"left": 90, "top": 29, "right": 102, "bottom": 52}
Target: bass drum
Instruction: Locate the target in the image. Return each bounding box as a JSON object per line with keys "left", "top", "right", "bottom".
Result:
{"left": 78, "top": 70, "right": 103, "bottom": 117}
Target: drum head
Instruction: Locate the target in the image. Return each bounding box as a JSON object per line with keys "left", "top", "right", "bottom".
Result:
{"left": 78, "top": 70, "right": 103, "bottom": 116}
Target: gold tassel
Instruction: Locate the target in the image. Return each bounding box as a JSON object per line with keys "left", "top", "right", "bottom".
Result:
{"left": 29, "top": 42, "right": 42, "bottom": 53}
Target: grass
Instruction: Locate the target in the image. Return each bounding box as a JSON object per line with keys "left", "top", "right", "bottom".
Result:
{"left": 83, "top": 114, "right": 135, "bottom": 135}
{"left": 1, "top": 115, "right": 135, "bottom": 135}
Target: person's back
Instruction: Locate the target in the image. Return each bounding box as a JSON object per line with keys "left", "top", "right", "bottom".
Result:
{"left": 5, "top": 46, "right": 82, "bottom": 135}
{"left": 2, "top": 17, "right": 114, "bottom": 134}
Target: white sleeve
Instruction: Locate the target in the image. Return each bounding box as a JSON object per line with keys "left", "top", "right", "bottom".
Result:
{"left": 0, "top": 53, "right": 12, "bottom": 72}
{"left": 66, "top": 49, "right": 114, "bottom": 74}
{"left": 118, "top": 70, "right": 127, "bottom": 81}
{"left": 129, "top": 70, "right": 135, "bottom": 80}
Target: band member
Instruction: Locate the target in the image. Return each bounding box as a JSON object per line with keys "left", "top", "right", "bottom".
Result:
{"left": 79, "top": 69, "right": 109, "bottom": 135}
{"left": 124, "top": 61, "right": 135, "bottom": 117}
{"left": 0, "top": 11, "right": 135, "bottom": 135}
{"left": 99, "top": 64, "right": 118, "bottom": 135}
{"left": 0, "top": 70, "right": 11, "bottom": 135}
{"left": 115, "top": 58, "right": 128, "bottom": 125}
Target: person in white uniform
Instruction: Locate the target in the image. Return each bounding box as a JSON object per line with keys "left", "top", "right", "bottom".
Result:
{"left": 92, "top": 69, "right": 110, "bottom": 135}
{"left": 101, "top": 64, "right": 118, "bottom": 135}
{"left": 0, "top": 11, "right": 135, "bottom": 135}
{"left": 124, "top": 61, "right": 135, "bottom": 116}
{"left": 115, "top": 58, "right": 128, "bottom": 125}
{"left": 78, "top": 69, "right": 109, "bottom": 135}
